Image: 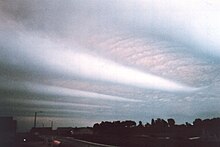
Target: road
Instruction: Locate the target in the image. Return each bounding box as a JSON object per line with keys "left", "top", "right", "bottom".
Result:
{"left": 16, "top": 136, "right": 118, "bottom": 147}
{"left": 56, "top": 137, "right": 118, "bottom": 147}
{"left": 16, "top": 141, "right": 51, "bottom": 147}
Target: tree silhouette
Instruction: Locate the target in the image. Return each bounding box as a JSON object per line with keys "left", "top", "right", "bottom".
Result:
{"left": 167, "top": 118, "right": 175, "bottom": 127}
{"left": 193, "top": 118, "right": 202, "bottom": 127}
{"left": 151, "top": 119, "right": 155, "bottom": 126}
{"left": 121, "top": 120, "right": 136, "bottom": 128}
{"left": 138, "top": 121, "right": 144, "bottom": 127}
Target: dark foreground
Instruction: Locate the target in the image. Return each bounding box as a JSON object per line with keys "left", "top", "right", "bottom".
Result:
{"left": 3, "top": 117, "right": 220, "bottom": 147}
{"left": 12, "top": 134, "right": 220, "bottom": 147}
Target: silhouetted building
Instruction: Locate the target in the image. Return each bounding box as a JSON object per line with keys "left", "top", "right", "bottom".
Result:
{"left": 71, "top": 127, "right": 93, "bottom": 135}
{"left": 30, "top": 127, "right": 52, "bottom": 136}
{"left": 56, "top": 127, "right": 94, "bottom": 136}
{"left": 0, "top": 117, "right": 17, "bottom": 147}
{"left": 57, "top": 127, "right": 73, "bottom": 136}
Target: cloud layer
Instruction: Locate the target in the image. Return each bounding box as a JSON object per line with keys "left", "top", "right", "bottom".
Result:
{"left": 0, "top": 0, "right": 220, "bottom": 132}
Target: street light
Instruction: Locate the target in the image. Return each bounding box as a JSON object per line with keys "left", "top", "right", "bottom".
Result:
{"left": 49, "top": 120, "right": 53, "bottom": 129}
{"left": 34, "top": 111, "right": 43, "bottom": 128}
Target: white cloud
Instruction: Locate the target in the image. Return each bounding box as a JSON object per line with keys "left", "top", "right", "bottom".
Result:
{"left": 0, "top": 78, "right": 142, "bottom": 102}
{"left": 0, "top": 28, "right": 200, "bottom": 92}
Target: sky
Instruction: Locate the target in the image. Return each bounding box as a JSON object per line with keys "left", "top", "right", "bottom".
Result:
{"left": 0, "top": 0, "right": 220, "bottom": 132}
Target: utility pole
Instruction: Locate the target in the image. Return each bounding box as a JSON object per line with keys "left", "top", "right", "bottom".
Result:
{"left": 33, "top": 111, "right": 43, "bottom": 128}
{"left": 50, "top": 120, "right": 54, "bottom": 129}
